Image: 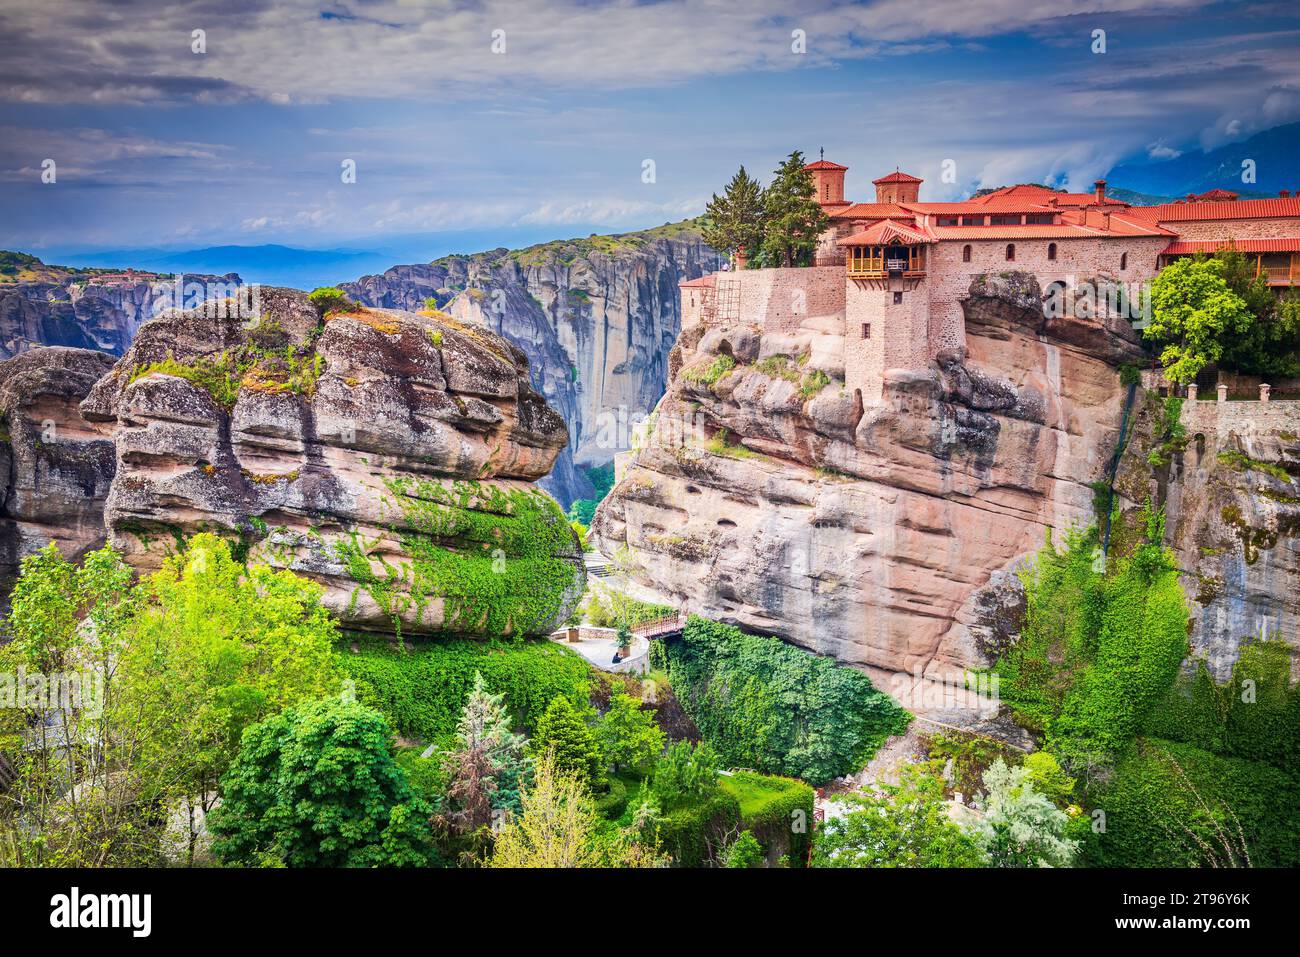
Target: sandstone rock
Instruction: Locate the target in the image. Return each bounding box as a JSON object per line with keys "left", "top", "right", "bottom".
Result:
{"left": 84, "top": 288, "right": 584, "bottom": 638}
{"left": 592, "top": 272, "right": 1134, "bottom": 688}
{"left": 341, "top": 229, "right": 723, "bottom": 507}
{"left": 0, "top": 347, "right": 118, "bottom": 592}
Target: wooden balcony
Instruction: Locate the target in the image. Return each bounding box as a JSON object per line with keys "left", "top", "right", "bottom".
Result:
{"left": 846, "top": 247, "right": 927, "bottom": 280}
{"left": 1260, "top": 262, "right": 1299, "bottom": 285}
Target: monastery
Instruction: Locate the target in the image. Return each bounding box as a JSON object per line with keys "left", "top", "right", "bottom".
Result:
{"left": 681, "top": 157, "right": 1300, "bottom": 404}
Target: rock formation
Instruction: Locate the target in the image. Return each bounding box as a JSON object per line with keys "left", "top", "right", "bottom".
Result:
{"left": 76, "top": 287, "right": 583, "bottom": 637}
{"left": 591, "top": 272, "right": 1145, "bottom": 692}
{"left": 0, "top": 347, "right": 118, "bottom": 591}
{"left": 341, "top": 224, "right": 722, "bottom": 507}
{"left": 0, "top": 258, "right": 243, "bottom": 360}
{"left": 1114, "top": 389, "right": 1300, "bottom": 679}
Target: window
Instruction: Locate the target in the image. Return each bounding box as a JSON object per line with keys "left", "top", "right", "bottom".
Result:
{"left": 962, "top": 244, "right": 972, "bottom": 263}
{"left": 1006, "top": 244, "right": 1016, "bottom": 261}
{"left": 823, "top": 183, "right": 830, "bottom": 200}
{"left": 937, "top": 216, "right": 960, "bottom": 227}
{"left": 893, "top": 292, "right": 903, "bottom": 304}
{"left": 861, "top": 323, "right": 871, "bottom": 339}
{"left": 1120, "top": 252, "right": 1128, "bottom": 270}
{"left": 1047, "top": 243, "right": 1057, "bottom": 261}
{"left": 989, "top": 214, "right": 1020, "bottom": 226}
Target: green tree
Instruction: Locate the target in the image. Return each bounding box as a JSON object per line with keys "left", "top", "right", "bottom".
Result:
{"left": 117, "top": 533, "right": 343, "bottom": 863}
{"left": 758, "top": 151, "right": 829, "bottom": 268}
{"left": 811, "top": 765, "right": 987, "bottom": 868}
{"left": 1214, "top": 249, "right": 1300, "bottom": 376}
{"left": 725, "top": 829, "right": 765, "bottom": 868}
{"left": 971, "top": 759, "right": 1079, "bottom": 868}
{"left": 1146, "top": 256, "right": 1254, "bottom": 383}
{"left": 0, "top": 544, "right": 153, "bottom": 866}
{"left": 702, "top": 166, "right": 765, "bottom": 266}
{"left": 489, "top": 753, "right": 663, "bottom": 868}
{"left": 651, "top": 740, "right": 721, "bottom": 810}
{"left": 209, "top": 697, "right": 433, "bottom": 867}
{"left": 531, "top": 695, "right": 602, "bottom": 789}
{"left": 442, "top": 672, "right": 530, "bottom": 836}
{"left": 596, "top": 692, "right": 664, "bottom": 774}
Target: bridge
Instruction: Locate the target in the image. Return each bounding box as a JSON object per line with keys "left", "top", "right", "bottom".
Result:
{"left": 630, "top": 612, "right": 686, "bottom": 640}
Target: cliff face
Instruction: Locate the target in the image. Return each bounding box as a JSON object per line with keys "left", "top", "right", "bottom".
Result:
{"left": 591, "top": 272, "right": 1144, "bottom": 688}
{"left": 77, "top": 288, "right": 584, "bottom": 637}
{"left": 0, "top": 271, "right": 243, "bottom": 360}
{"left": 341, "top": 225, "right": 722, "bottom": 507}
{"left": 0, "top": 347, "right": 118, "bottom": 590}
{"left": 1114, "top": 392, "right": 1300, "bottom": 679}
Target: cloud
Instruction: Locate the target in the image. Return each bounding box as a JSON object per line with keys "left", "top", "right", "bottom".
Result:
{"left": 0, "top": 0, "right": 1228, "bottom": 105}
{"left": 1147, "top": 143, "right": 1182, "bottom": 160}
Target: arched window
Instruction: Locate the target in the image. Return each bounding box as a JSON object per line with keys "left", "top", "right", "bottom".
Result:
{"left": 1120, "top": 252, "right": 1128, "bottom": 270}
{"left": 1006, "top": 243, "right": 1016, "bottom": 261}
{"left": 1047, "top": 242, "right": 1057, "bottom": 261}
{"left": 962, "top": 244, "right": 972, "bottom": 263}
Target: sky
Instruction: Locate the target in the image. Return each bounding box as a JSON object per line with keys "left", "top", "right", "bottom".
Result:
{"left": 2, "top": 0, "right": 1300, "bottom": 262}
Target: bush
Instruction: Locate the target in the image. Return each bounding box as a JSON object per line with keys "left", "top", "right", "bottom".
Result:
{"left": 340, "top": 637, "right": 592, "bottom": 752}
{"left": 654, "top": 616, "right": 910, "bottom": 782}
{"left": 308, "top": 286, "right": 355, "bottom": 315}
{"left": 659, "top": 789, "right": 742, "bottom": 867}
{"left": 719, "top": 770, "right": 815, "bottom": 866}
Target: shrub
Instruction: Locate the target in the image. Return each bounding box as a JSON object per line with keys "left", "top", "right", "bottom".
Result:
{"left": 340, "top": 637, "right": 592, "bottom": 752}
{"left": 308, "top": 286, "right": 355, "bottom": 315}
{"left": 209, "top": 698, "right": 434, "bottom": 867}
{"left": 654, "top": 616, "right": 910, "bottom": 782}
{"left": 682, "top": 354, "right": 735, "bottom": 387}
{"left": 724, "top": 830, "right": 764, "bottom": 868}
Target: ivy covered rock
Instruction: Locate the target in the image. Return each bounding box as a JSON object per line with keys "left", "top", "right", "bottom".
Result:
{"left": 80, "top": 286, "right": 583, "bottom": 638}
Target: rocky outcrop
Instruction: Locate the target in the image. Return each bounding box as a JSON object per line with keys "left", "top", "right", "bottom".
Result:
{"left": 1114, "top": 391, "right": 1300, "bottom": 678}
{"left": 341, "top": 225, "right": 722, "bottom": 507}
{"left": 79, "top": 287, "right": 584, "bottom": 637}
{"left": 0, "top": 347, "right": 118, "bottom": 591}
{"left": 592, "top": 272, "right": 1139, "bottom": 689}
{"left": 0, "top": 269, "right": 243, "bottom": 360}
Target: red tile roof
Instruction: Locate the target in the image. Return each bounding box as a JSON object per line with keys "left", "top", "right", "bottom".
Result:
{"left": 804, "top": 159, "right": 848, "bottom": 171}
{"left": 1162, "top": 238, "right": 1300, "bottom": 254}
{"left": 838, "top": 219, "right": 935, "bottom": 246}
{"left": 829, "top": 203, "right": 913, "bottom": 220}
{"left": 679, "top": 274, "right": 717, "bottom": 288}
{"left": 1126, "top": 197, "right": 1300, "bottom": 222}
{"left": 872, "top": 170, "right": 923, "bottom": 184}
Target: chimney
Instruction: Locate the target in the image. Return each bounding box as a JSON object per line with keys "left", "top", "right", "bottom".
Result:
{"left": 1094, "top": 179, "right": 1107, "bottom": 203}
{"left": 1281, "top": 189, "right": 1291, "bottom": 198}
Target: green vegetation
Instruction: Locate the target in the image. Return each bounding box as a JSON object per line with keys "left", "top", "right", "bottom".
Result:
{"left": 335, "top": 478, "right": 579, "bottom": 638}
{"left": 719, "top": 770, "right": 815, "bottom": 865}
{"left": 531, "top": 695, "right": 603, "bottom": 789}
{"left": 653, "top": 616, "right": 910, "bottom": 782}
{"left": 209, "top": 697, "right": 434, "bottom": 867}
{"left": 682, "top": 353, "right": 736, "bottom": 386}
{"left": 704, "top": 151, "right": 829, "bottom": 268}
{"left": 798, "top": 368, "right": 831, "bottom": 400}
{"left": 996, "top": 515, "right": 1188, "bottom": 767}
{"left": 812, "top": 765, "right": 986, "bottom": 868}
{"left": 702, "top": 166, "right": 765, "bottom": 266}
{"left": 308, "top": 286, "right": 356, "bottom": 315}
{"left": 499, "top": 219, "right": 707, "bottom": 270}
{"left": 1145, "top": 395, "right": 1188, "bottom": 467}
{"left": 1147, "top": 250, "right": 1300, "bottom": 382}
{"left": 340, "top": 636, "right": 592, "bottom": 753}
{"left": 1216, "top": 448, "right": 1293, "bottom": 482}
{"left": 566, "top": 461, "right": 616, "bottom": 526}
{"left": 582, "top": 587, "right": 674, "bottom": 629}
{"left": 596, "top": 692, "right": 664, "bottom": 775}
{"left": 996, "top": 513, "right": 1300, "bottom": 867}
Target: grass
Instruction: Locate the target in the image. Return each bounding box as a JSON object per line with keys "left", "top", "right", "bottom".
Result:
{"left": 1217, "top": 449, "right": 1293, "bottom": 482}
{"left": 704, "top": 428, "right": 757, "bottom": 459}
{"left": 682, "top": 354, "right": 736, "bottom": 387}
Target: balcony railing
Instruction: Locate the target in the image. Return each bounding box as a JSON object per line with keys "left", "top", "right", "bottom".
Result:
{"left": 1260, "top": 264, "right": 1299, "bottom": 285}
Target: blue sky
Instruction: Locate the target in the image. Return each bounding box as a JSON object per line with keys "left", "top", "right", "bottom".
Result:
{"left": 2, "top": 0, "right": 1300, "bottom": 260}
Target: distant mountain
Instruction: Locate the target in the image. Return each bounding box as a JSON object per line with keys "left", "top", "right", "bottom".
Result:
{"left": 1107, "top": 122, "right": 1300, "bottom": 199}
{"left": 51, "top": 244, "right": 388, "bottom": 290}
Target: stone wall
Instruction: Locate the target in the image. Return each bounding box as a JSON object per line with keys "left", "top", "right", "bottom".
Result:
{"left": 708, "top": 266, "right": 845, "bottom": 335}
{"left": 1161, "top": 217, "right": 1300, "bottom": 241}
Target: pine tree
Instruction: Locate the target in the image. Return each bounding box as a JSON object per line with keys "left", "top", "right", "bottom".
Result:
{"left": 442, "top": 672, "right": 529, "bottom": 834}
{"left": 702, "top": 165, "right": 764, "bottom": 267}
{"left": 758, "top": 151, "right": 830, "bottom": 268}
{"left": 531, "top": 695, "right": 602, "bottom": 789}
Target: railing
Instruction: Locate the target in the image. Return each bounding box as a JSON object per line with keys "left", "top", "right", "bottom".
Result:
{"left": 630, "top": 612, "right": 684, "bottom": 636}
{"left": 1259, "top": 264, "right": 1298, "bottom": 284}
